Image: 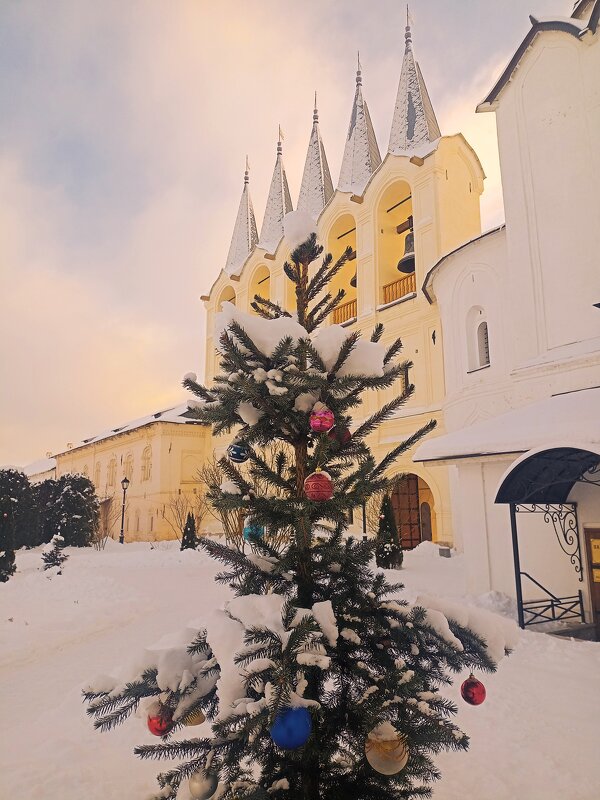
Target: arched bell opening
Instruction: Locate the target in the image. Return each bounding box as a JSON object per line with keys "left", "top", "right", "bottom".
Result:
{"left": 217, "top": 285, "right": 236, "bottom": 310}
{"left": 376, "top": 180, "right": 416, "bottom": 305}
{"left": 390, "top": 473, "right": 437, "bottom": 550}
{"left": 249, "top": 265, "right": 270, "bottom": 315}
{"left": 327, "top": 213, "right": 357, "bottom": 325}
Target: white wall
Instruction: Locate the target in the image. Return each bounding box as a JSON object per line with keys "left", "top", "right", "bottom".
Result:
{"left": 495, "top": 30, "right": 600, "bottom": 362}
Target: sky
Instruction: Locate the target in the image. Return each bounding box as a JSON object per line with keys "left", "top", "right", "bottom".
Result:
{"left": 0, "top": 0, "right": 570, "bottom": 467}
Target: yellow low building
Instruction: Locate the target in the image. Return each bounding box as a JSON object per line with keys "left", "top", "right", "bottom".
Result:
{"left": 201, "top": 24, "right": 484, "bottom": 548}
{"left": 53, "top": 404, "right": 210, "bottom": 542}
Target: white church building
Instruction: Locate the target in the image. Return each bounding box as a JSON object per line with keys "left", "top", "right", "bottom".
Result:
{"left": 414, "top": 0, "right": 600, "bottom": 633}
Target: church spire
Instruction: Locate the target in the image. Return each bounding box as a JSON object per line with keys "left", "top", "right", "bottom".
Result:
{"left": 388, "top": 7, "right": 441, "bottom": 154}
{"left": 225, "top": 157, "right": 259, "bottom": 275}
{"left": 258, "top": 129, "right": 293, "bottom": 253}
{"left": 297, "top": 93, "right": 334, "bottom": 221}
{"left": 338, "top": 54, "right": 382, "bottom": 195}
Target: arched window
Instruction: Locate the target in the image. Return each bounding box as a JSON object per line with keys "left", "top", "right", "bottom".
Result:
{"left": 477, "top": 321, "right": 490, "bottom": 368}
{"left": 466, "top": 306, "right": 491, "bottom": 372}
{"left": 124, "top": 453, "right": 134, "bottom": 482}
{"left": 94, "top": 462, "right": 101, "bottom": 488}
{"left": 141, "top": 446, "right": 152, "bottom": 482}
{"left": 107, "top": 458, "right": 117, "bottom": 488}
{"left": 218, "top": 285, "right": 236, "bottom": 309}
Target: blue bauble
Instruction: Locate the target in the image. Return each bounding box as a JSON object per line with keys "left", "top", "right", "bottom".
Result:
{"left": 270, "top": 707, "right": 312, "bottom": 750}
{"left": 243, "top": 522, "right": 265, "bottom": 541}
{"left": 227, "top": 441, "right": 251, "bottom": 464}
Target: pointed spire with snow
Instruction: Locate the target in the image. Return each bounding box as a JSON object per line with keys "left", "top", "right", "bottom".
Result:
{"left": 225, "top": 157, "right": 259, "bottom": 275}
{"left": 258, "top": 129, "right": 293, "bottom": 253}
{"left": 338, "top": 54, "right": 382, "bottom": 195}
{"left": 388, "top": 7, "right": 441, "bottom": 154}
{"left": 297, "top": 93, "right": 334, "bottom": 221}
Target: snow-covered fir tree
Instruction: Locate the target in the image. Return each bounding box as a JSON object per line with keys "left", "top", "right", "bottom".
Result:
{"left": 41, "top": 533, "right": 68, "bottom": 574}
{"left": 0, "top": 509, "right": 16, "bottom": 582}
{"left": 84, "top": 215, "right": 515, "bottom": 800}
{"left": 376, "top": 494, "right": 403, "bottom": 569}
{"left": 181, "top": 512, "right": 198, "bottom": 551}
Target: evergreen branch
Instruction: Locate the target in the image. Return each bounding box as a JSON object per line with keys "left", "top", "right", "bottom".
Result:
{"left": 329, "top": 332, "right": 360, "bottom": 376}
{"left": 384, "top": 336, "right": 404, "bottom": 365}
{"left": 372, "top": 419, "right": 437, "bottom": 479}
{"left": 371, "top": 323, "right": 384, "bottom": 343}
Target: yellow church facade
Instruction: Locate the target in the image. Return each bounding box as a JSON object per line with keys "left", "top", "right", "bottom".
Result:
{"left": 201, "top": 26, "right": 485, "bottom": 548}
{"left": 52, "top": 404, "right": 210, "bottom": 542}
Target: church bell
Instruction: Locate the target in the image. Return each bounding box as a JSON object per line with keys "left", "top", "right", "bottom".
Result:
{"left": 397, "top": 231, "right": 415, "bottom": 274}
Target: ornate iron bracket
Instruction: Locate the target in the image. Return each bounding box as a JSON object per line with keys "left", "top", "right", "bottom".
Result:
{"left": 514, "top": 503, "right": 583, "bottom": 581}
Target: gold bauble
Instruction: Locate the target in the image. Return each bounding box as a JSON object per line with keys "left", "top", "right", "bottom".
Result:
{"left": 365, "top": 730, "right": 409, "bottom": 775}
{"left": 183, "top": 708, "right": 206, "bottom": 726}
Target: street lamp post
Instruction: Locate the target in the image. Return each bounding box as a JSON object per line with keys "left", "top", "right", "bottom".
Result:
{"left": 119, "top": 476, "right": 130, "bottom": 544}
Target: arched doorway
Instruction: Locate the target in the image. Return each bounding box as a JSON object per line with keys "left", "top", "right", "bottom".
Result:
{"left": 390, "top": 474, "right": 436, "bottom": 549}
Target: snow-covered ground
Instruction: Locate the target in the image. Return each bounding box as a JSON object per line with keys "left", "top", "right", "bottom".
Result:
{"left": 1, "top": 541, "right": 598, "bottom": 800}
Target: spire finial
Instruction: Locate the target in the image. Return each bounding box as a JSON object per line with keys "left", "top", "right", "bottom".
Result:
{"left": 244, "top": 155, "right": 249, "bottom": 186}
{"left": 277, "top": 125, "right": 283, "bottom": 155}
{"left": 405, "top": 5, "right": 413, "bottom": 51}
{"left": 313, "top": 91, "right": 319, "bottom": 123}
{"left": 356, "top": 51, "right": 362, "bottom": 86}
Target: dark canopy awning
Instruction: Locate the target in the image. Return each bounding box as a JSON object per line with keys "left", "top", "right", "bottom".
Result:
{"left": 496, "top": 447, "right": 600, "bottom": 504}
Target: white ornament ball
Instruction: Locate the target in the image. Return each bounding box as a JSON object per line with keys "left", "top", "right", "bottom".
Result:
{"left": 188, "top": 770, "right": 218, "bottom": 800}
{"left": 365, "top": 723, "right": 409, "bottom": 775}
{"left": 283, "top": 210, "right": 317, "bottom": 249}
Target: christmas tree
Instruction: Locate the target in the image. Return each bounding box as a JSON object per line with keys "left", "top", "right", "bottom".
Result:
{"left": 84, "top": 215, "right": 513, "bottom": 800}
{"left": 181, "top": 512, "right": 198, "bottom": 551}
{"left": 41, "top": 533, "right": 68, "bottom": 573}
{"left": 376, "top": 494, "right": 403, "bottom": 570}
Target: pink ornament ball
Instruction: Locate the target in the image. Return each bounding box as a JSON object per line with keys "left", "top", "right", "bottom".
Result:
{"left": 309, "top": 407, "right": 335, "bottom": 433}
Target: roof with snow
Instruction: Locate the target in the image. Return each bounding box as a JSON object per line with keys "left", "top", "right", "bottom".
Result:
{"left": 54, "top": 402, "right": 206, "bottom": 457}
{"left": 297, "top": 97, "right": 334, "bottom": 221}
{"left": 477, "top": 1, "right": 600, "bottom": 111}
{"left": 225, "top": 159, "right": 258, "bottom": 276}
{"left": 258, "top": 134, "right": 293, "bottom": 254}
{"left": 413, "top": 387, "right": 600, "bottom": 463}
{"left": 388, "top": 18, "right": 441, "bottom": 154}
{"left": 337, "top": 58, "right": 382, "bottom": 195}
{"left": 22, "top": 456, "right": 57, "bottom": 477}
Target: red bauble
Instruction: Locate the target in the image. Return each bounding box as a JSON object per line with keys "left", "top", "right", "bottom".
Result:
{"left": 309, "top": 407, "right": 335, "bottom": 433}
{"left": 460, "top": 674, "right": 486, "bottom": 706}
{"left": 327, "top": 426, "right": 351, "bottom": 445}
{"left": 304, "top": 470, "right": 334, "bottom": 501}
{"left": 147, "top": 707, "right": 174, "bottom": 736}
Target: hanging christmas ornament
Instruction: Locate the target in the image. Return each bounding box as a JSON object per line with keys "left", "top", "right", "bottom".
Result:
{"left": 188, "top": 769, "right": 218, "bottom": 800}
{"left": 243, "top": 516, "right": 265, "bottom": 541}
{"left": 304, "top": 470, "right": 334, "bottom": 501}
{"left": 365, "top": 723, "right": 409, "bottom": 775}
{"left": 270, "top": 707, "right": 312, "bottom": 750}
{"left": 227, "top": 440, "right": 251, "bottom": 464}
{"left": 460, "top": 674, "right": 486, "bottom": 706}
{"left": 309, "top": 406, "right": 335, "bottom": 433}
{"left": 182, "top": 708, "right": 206, "bottom": 726}
{"left": 147, "top": 706, "right": 174, "bottom": 736}
{"left": 327, "top": 426, "right": 351, "bottom": 446}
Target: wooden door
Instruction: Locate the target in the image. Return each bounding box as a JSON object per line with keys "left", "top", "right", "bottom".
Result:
{"left": 391, "top": 475, "right": 421, "bottom": 550}
{"left": 584, "top": 528, "right": 600, "bottom": 626}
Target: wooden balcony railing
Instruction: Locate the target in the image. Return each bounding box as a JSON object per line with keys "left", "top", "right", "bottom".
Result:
{"left": 332, "top": 298, "right": 357, "bottom": 325}
{"left": 382, "top": 272, "right": 416, "bottom": 305}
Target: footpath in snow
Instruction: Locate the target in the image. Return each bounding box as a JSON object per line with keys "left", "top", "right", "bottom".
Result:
{"left": 1, "top": 540, "right": 599, "bottom": 800}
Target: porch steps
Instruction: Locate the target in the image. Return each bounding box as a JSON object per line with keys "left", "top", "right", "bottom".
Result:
{"left": 548, "top": 623, "right": 598, "bottom": 642}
